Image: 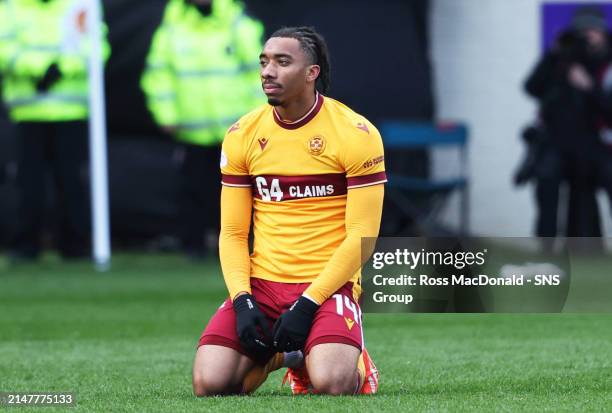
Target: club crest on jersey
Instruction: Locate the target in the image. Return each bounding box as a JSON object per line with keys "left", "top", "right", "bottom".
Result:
{"left": 258, "top": 137, "right": 269, "bottom": 150}
{"left": 308, "top": 136, "right": 326, "bottom": 156}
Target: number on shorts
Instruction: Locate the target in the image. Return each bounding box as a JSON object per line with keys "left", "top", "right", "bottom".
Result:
{"left": 332, "top": 294, "right": 361, "bottom": 324}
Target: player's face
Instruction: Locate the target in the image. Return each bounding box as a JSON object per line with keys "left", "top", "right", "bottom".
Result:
{"left": 259, "top": 37, "right": 319, "bottom": 106}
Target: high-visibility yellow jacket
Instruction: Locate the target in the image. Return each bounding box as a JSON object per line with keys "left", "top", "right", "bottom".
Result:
{"left": 0, "top": 0, "right": 110, "bottom": 122}
{"left": 141, "top": 0, "right": 264, "bottom": 146}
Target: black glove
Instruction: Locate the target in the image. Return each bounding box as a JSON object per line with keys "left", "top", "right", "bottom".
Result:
{"left": 272, "top": 296, "right": 319, "bottom": 352}
{"left": 233, "top": 293, "right": 271, "bottom": 356}
{"left": 36, "top": 63, "right": 62, "bottom": 92}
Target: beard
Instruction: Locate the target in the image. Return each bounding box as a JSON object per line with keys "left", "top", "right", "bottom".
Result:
{"left": 267, "top": 97, "right": 282, "bottom": 106}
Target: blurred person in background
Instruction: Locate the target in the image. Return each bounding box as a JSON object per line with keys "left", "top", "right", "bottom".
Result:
{"left": 523, "top": 5, "right": 612, "bottom": 243}
{"left": 141, "top": 0, "right": 263, "bottom": 259}
{"left": 0, "top": 0, "right": 110, "bottom": 262}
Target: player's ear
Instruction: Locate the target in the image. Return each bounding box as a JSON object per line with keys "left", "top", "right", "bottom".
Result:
{"left": 306, "top": 64, "right": 320, "bottom": 83}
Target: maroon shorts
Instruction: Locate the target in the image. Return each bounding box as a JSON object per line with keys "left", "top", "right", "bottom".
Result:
{"left": 198, "top": 278, "right": 363, "bottom": 360}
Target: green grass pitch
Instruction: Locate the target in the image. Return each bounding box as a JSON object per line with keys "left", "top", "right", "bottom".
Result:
{"left": 0, "top": 254, "right": 610, "bottom": 412}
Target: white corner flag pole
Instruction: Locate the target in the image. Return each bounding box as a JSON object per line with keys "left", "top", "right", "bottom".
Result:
{"left": 86, "top": 0, "right": 111, "bottom": 271}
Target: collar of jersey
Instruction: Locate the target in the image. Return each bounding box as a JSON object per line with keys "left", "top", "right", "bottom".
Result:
{"left": 272, "top": 92, "right": 324, "bottom": 130}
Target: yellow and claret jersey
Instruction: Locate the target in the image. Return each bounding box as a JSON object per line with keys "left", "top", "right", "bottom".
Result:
{"left": 220, "top": 93, "right": 386, "bottom": 287}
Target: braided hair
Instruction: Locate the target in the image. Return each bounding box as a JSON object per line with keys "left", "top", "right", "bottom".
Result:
{"left": 269, "top": 26, "right": 331, "bottom": 94}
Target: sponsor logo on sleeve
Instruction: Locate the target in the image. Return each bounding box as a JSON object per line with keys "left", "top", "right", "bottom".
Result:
{"left": 220, "top": 150, "right": 228, "bottom": 168}
{"left": 362, "top": 155, "right": 385, "bottom": 169}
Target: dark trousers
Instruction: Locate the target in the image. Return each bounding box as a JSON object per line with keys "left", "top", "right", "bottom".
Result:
{"left": 534, "top": 150, "right": 564, "bottom": 237}
{"left": 10, "top": 121, "right": 90, "bottom": 258}
{"left": 179, "top": 143, "right": 221, "bottom": 254}
{"left": 535, "top": 144, "right": 612, "bottom": 240}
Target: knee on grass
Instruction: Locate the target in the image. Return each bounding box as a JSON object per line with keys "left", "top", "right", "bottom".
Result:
{"left": 309, "top": 366, "right": 358, "bottom": 395}
{"left": 192, "top": 372, "right": 236, "bottom": 397}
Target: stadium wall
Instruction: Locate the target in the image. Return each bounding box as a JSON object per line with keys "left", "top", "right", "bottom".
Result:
{"left": 431, "top": 0, "right": 539, "bottom": 236}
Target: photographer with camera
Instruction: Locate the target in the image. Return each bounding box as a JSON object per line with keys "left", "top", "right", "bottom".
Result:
{"left": 523, "top": 6, "right": 612, "bottom": 241}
